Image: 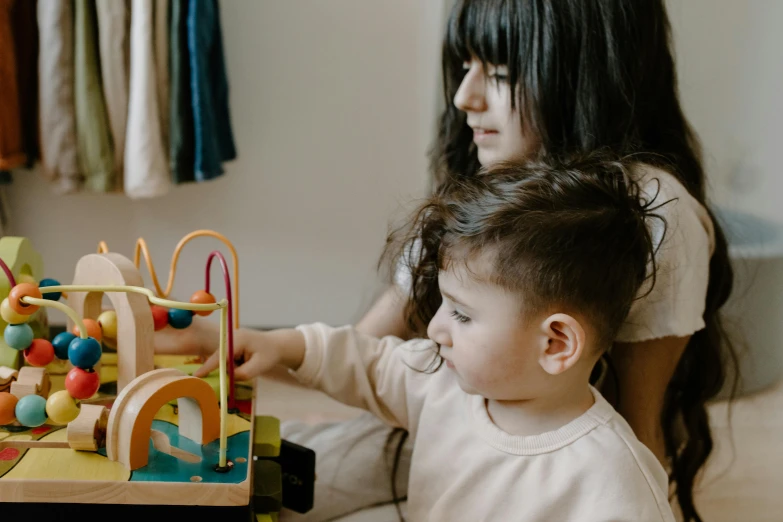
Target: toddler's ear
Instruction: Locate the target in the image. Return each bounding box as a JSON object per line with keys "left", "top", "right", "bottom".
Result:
{"left": 537, "top": 313, "right": 586, "bottom": 375}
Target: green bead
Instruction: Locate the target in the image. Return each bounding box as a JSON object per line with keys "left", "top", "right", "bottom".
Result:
{"left": 15, "top": 394, "right": 48, "bottom": 427}
{"left": 4, "top": 323, "right": 34, "bottom": 351}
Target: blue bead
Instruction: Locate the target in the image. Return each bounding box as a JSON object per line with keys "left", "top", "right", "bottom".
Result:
{"left": 39, "top": 278, "right": 62, "bottom": 301}
{"left": 4, "top": 323, "right": 34, "bottom": 351}
{"left": 168, "top": 308, "right": 194, "bottom": 329}
{"left": 52, "top": 331, "right": 76, "bottom": 360}
{"left": 68, "top": 336, "right": 102, "bottom": 369}
{"left": 15, "top": 394, "right": 48, "bottom": 427}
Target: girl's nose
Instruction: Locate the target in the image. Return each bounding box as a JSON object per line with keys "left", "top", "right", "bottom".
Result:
{"left": 453, "top": 61, "right": 487, "bottom": 113}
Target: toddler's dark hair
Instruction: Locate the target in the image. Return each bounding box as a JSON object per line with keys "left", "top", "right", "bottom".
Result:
{"left": 385, "top": 152, "right": 667, "bottom": 351}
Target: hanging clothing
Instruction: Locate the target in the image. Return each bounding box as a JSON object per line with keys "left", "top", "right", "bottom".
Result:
{"left": 12, "top": 0, "right": 39, "bottom": 167}
{"left": 0, "top": 0, "right": 26, "bottom": 171}
{"left": 154, "top": 0, "right": 170, "bottom": 151}
{"left": 74, "top": 0, "right": 115, "bottom": 192}
{"left": 188, "top": 0, "right": 236, "bottom": 181}
{"left": 96, "top": 0, "right": 131, "bottom": 192}
{"left": 169, "top": 0, "right": 195, "bottom": 183}
{"left": 37, "top": 0, "right": 81, "bottom": 193}
{"left": 124, "top": 0, "right": 170, "bottom": 198}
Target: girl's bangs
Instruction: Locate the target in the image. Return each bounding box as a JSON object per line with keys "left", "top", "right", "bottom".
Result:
{"left": 444, "top": 0, "right": 512, "bottom": 68}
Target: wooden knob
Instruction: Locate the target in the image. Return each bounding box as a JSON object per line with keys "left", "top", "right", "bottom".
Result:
{"left": 67, "top": 404, "right": 109, "bottom": 452}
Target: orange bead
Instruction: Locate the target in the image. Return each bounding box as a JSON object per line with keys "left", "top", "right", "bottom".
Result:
{"left": 150, "top": 305, "right": 169, "bottom": 330}
{"left": 0, "top": 392, "right": 18, "bottom": 425}
{"left": 8, "top": 283, "right": 42, "bottom": 315}
{"left": 190, "top": 290, "right": 216, "bottom": 316}
{"left": 72, "top": 318, "right": 103, "bottom": 342}
{"left": 24, "top": 339, "right": 55, "bottom": 367}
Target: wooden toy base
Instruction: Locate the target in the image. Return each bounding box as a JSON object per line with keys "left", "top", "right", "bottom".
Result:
{"left": 0, "top": 354, "right": 256, "bottom": 507}
{"left": 0, "top": 403, "right": 253, "bottom": 505}
{"left": 1, "top": 501, "right": 258, "bottom": 521}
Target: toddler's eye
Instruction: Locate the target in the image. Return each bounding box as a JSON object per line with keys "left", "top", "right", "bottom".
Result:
{"left": 450, "top": 310, "right": 471, "bottom": 324}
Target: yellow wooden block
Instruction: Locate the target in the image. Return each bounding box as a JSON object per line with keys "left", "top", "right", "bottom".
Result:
{"left": 253, "top": 416, "right": 281, "bottom": 458}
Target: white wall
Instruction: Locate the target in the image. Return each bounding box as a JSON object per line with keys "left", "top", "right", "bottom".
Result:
{"left": 667, "top": 0, "right": 783, "bottom": 220}
{"left": 7, "top": 0, "right": 447, "bottom": 328}
{"left": 7, "top": 1, "right": 781, "bottom": 327}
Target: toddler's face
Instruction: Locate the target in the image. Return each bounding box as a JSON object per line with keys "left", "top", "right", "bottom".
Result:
{"left": 426, "top": 255, "right": 547, "bottom": 400}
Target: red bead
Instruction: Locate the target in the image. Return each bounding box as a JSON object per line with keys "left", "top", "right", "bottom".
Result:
{"left": 24, "top": 339, "right": 55, "bottom": 367}
{"left": 189, "top": 290, "right": 216, "bottom": 316}
{"left": 0, "top": 392, "right": 18, "bottom": 425}
{"left": 8, "top": 283, "right": 42, "bottom": 315}
{"left": 64, "top": 367, "right": 100, "bottom": 400}
{"left": 72, "top": 318, "right": 102, "bottom": 342}
{"left": 151, "top": 305, "right": 169, "bottom": 330}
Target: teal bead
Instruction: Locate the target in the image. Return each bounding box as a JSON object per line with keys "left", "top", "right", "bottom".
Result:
{"left": 52, "top": 331, "right": 76, "bottom": 360}
{"left": 168, "top": 308, "right": 194, "bottom": 329}
{"left": 4, "top": 323, "right": 34, "bottom": 351}
{"left": 39, "top": 278, "right": 62, "bottom": 301}
{"left": 15, "top": 394, "right": 48, "bottom": 427}
{"left": 68, "top": 336, "right": 102, "bottom": 369}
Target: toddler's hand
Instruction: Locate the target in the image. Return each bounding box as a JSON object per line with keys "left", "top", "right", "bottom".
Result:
{"left": 153, "top": 315, "right": 219, "bottom": 359}
{"left": 194, "top": 328, "right": 305, "bottom": 381}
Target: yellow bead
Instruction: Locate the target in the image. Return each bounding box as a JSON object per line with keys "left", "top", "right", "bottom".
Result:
{"left": 17, "top": 273, "right": 37, "bottom": 286}
{"left": 0, "top": 298, "right": 32, "bottom": 324}
{"left": 97, "top": 310, "right": 118, "bottom": 339}
{"left": 46, "top": 390, "right": 80, "bottom": 425}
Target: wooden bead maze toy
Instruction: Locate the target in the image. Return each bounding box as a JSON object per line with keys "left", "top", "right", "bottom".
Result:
{"left": 0, "top": 232, "right": 313, "bottom": 519}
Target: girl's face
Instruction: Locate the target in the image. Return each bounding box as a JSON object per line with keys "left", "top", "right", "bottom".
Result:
{"left": 454, "top": 58, "right": 537, "bottom": 166}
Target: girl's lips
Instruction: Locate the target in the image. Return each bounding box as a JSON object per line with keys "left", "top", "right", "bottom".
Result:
{"left": 472, "top": 128, "right": 498, "bottom": 143}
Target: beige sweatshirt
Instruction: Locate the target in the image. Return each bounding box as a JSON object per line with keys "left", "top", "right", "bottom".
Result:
{"left": 293, "top": 323, "right": 676, "bottom": 522}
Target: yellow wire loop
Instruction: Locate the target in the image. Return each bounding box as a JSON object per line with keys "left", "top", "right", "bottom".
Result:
{"left": 97, "top": 230, "right": 239, "bottom": 327}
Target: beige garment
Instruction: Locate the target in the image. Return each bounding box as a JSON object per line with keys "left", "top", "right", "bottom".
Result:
{"left": 124, "top": 0, "right": 170, "bottom": 198}
{"left": 292, "top": 323, "right": 676, "bottom": 522}
{"left": 96, "top": 0, "right": 131, "bottom": 191}
{"left": 154, "top": 0, "right": 169, "bottom": 150}
{"left": 37, "top": 0, "right": 81, "bottom": 193}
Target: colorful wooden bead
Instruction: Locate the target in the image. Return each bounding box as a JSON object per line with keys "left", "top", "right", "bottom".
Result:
{"left": 97, "top": 310, "right": 118, "bottom": 339}
{"left": 0, "top": 297, "right": 32, "bottom": 324}
{"left": 39, "top": 278, "right": 62, "bottom": 301}
{"left": 15, "top": 394, "right": 48, "bottom": 427}
{"left": 24, "top": 339, "right": 55, "bottom": 367}
{"left": 0, "top": 391, "right": 18, "bottom": 425}
{"left": 8, "top": 283, "right": 42, "bottom": 315}
{"left": 190, "top": 290, "right": 216, "bottom": 316}
{"left": 4, "top": 323, "right": 34, "bottom": 350}
{"left": 168, "top": 308, "right": 194, "bottom": 329}
{"left": 150, "top": 305, "right": 169, "bottom": 330}
{"left": 52, "top": 331, "right": 76, "bottom": 360}
{"left": 64, "top": 367, "right": 100, "bottom": 400}
{"left": 17, "top": 274, "right": 37, "bottom": 285}
{"left": 46, "top": 390, "right": 80, "bottom": 425}
{"left": 72, "top": 318, "right": 102, "bottom": 342}
{"left": 68, "top": 336, "right": 102, "bottom": 369}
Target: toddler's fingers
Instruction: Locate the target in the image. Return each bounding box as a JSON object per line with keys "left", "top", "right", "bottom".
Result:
{"left": 233, "top": 355, "right": 267, "bottom": 382}
{"left": 194, "top": 350, "right": 221, "bottom": 377}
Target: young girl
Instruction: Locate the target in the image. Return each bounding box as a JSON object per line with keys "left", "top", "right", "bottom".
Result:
{"left": 156, "top": 0, "right": 735, "bottom": 520}
{"left": 197, "top": 157, "right": 677, "bottom": 521}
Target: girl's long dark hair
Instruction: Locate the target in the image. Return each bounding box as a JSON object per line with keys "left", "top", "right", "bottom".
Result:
{"left": 416, "top": 1, "right": 738, "bottom": 521}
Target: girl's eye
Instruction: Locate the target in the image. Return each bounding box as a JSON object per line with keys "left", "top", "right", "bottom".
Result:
{"left": 487, "top": 66, "right": 509, "bottom": 82}
{"left": 450, "top": 310, "right": 471, "bottom": 324}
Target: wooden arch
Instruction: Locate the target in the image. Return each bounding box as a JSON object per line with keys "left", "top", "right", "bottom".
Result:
{"left": 68, "top": 252, "right": 154, "bottom": 393}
